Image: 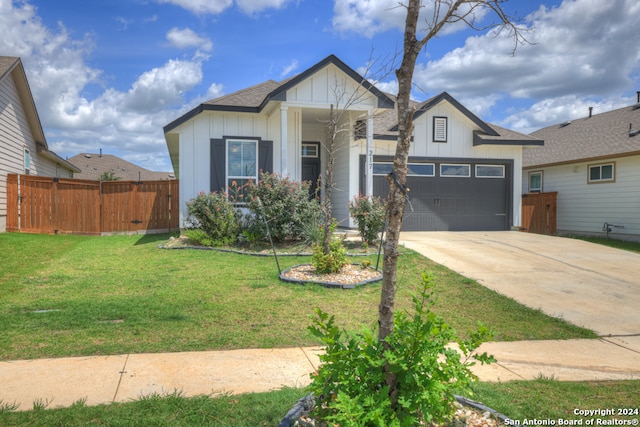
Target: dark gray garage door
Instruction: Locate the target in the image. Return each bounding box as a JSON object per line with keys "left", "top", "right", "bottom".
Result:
{"left": 367, "top": 159, "right": 511, "bottom": 231}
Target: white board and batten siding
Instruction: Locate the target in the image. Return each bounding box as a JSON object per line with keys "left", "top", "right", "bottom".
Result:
{"left": 0, "top": 72, "right": 37, "bottom": 231}
{"left": 524, "top": 155, "right": 640, "bottom": 240}
{"left": 176, "top": 110, "right": 279, "bottom": 223}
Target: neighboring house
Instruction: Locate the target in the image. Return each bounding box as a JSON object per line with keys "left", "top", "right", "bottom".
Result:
{"left": 523, "top": 100, "right": 640, "bottom": 241}
{"left": 0, "top": 56, "right": 80, "bottom": 233}
{"left": 164, "top": 54, "right": 541, "bottom": 231}
{"left": 67, "top": 152, "right": 175, "bottom": 181}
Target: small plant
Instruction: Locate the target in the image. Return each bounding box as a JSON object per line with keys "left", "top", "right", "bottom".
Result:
{"left": 348, "top": 195, "right": 386, "bottom": 245}
{"left": 311, "top": 238, "right": 347, "bottom": 274}
{"left": 185, "top": 191, "right": 241, "bottom": 247}
{"left": 308, "top": 273, "right": 495, "bottom": 426}
{"left": 361, "top": 259, "right": 372, "bottom": 269}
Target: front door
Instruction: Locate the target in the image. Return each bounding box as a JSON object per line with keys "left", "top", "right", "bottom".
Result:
{"left": 301, "top": 142, "right": 321, "bottom": 199}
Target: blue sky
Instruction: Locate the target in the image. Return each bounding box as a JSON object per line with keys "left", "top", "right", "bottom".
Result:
{"left": 2, "top": 0, "right": 639, "bottom": 172}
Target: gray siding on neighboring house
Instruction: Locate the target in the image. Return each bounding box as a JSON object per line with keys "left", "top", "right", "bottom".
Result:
{"left": 0, "top": 58, "right": 77, "bottom": 232}
{"left": 0, "top": 69, "right": 34, "bottom": 228}
{"left": 524, "top": 155, "right": 640, "bottom": 240}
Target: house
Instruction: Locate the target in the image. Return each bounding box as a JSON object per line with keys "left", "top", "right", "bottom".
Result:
{"left": 523, "top": 99, "right": 640, "bottom": 241}
{"left": 67, "top": 152, "right": 175, "bottom": 181}
{"left": 164, "top": 54, "right": 542, "bottom": 231}
{"left": 0, "top": 56, "right": 80, "bottom": 233}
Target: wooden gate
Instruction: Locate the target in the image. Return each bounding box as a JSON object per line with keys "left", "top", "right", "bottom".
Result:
{"left": 6, "top": 174, "right": 178, "bottom": 235}
{"left": 521, "top": 192, "right": 557, "bottom": 235}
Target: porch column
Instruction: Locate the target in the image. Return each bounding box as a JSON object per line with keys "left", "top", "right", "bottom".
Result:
{"left": 366, "top": 110, "right": 374, "bottom": 196}
{"left": 280, "top": 105, "right": 288, "bottom": 176}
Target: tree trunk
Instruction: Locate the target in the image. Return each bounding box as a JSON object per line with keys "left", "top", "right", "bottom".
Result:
{"left": 378, "top": 0, "right": 426, "bottom": 406}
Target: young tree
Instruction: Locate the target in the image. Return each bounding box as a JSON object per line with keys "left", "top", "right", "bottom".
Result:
{"left": 379, "top": 0, "right": 527, "bottom": 404}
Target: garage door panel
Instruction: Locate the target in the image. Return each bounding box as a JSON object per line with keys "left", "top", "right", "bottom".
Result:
{"left": 371, "top": 160, "right": 509, "bottom": 231}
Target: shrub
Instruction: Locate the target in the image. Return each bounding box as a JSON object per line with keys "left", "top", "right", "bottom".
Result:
{"left": 244, "top": 172, "right": 322, "bottom": 242}
{"left": 185, "top": 191, "right": 241, "bottom": 247}
{"left": 311, "top": 238, "right": 347, "bottom": 274}
{"left": 308, "top": 273, "right": 495, "bottom": 426}
{"left": 348, "top": 195, "right": 386, "bottom": 245}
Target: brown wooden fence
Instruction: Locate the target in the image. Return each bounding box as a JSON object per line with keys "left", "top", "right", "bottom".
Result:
{"left": 6, "top": 174, "right": 178, "bottom": 235}
{"left": 521, "top": 192, "right": 557, "bottom": 235}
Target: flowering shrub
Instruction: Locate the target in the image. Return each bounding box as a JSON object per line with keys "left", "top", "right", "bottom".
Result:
{"left": 185, "top": 191, "right": 241, "bottom": 247}
{"left": 348, "top": 195, "right": 386, "bottom": 245}
{"left": 244, "top": 172, "right": 322, "bottom": 242}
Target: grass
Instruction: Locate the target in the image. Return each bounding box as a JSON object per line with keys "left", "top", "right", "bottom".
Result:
{"left": 471, "top": 377, "right": 640, "bottom": 421}
{"left": 568, "top": 235, "right": 640, "bottom": 254}
{"left": 0, "top": 233, "right": 597, "bottom": 361}
{"left": 2, "top": 380, "right": 639, "bottom": 425}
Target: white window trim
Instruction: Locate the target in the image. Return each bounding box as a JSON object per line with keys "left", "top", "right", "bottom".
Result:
{"left": 528, "top": 171, "right": 543, "bottom": 192}
{"left": 407, "top": 163, "right": 435, "bottom": 177}
{"left": 433, "top": 116, "right": 448, "bottom": 142}
{"left": 226, "top": 138, "right": 259, "bottom": 187}
{"left": 440, "top": 163, "right": 471, "bottom": 178}
{"left": 301, "top": 143, "right": 318, "bottom": 158}
{"left": 476, "top": 164, "right": 505, "bottom": 179}
{"left": 24, "top": 147, "right": 31, "bottom": 175}
{"left": 588, "top": 162, "right": 615, "bottom": 184}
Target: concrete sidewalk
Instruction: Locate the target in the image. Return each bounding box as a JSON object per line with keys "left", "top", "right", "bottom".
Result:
{"left": 1, "top": 336, "right": 639, "bottom": 412}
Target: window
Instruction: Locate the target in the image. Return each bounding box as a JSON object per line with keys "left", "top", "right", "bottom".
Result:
{"left": 372, "top": 163, "right": 435, "bottom": 176}
{"left": 373, "top": 163, "right": 393, "bottom": 175}
{"left": 407, "top": 163, "right": 435, "bottom": 176}
{"left": 440, "top": 164, "right": 470, "bottom": 177}
{"left": 476, "top": 164, "right": 505, "bottom": 178}
{"left": 433, "top": 117, "right": 448, "bottom": 142}
{"left": 24, "top": 148, "right": 31, "bottom": 175}
{"left": 354, "top": 119, "right": 366, "bottom": 140}
{"left": 528, "top": 171, "right": 542, "bottom": 192}
{"left": 588, "top": 163, "right": 615, "bottom": 183}
{"left": 301, "top": 143, "right": 318, "bottom": 158}
{"left": 227, "top": 139, "right": 257, "bottom": 196}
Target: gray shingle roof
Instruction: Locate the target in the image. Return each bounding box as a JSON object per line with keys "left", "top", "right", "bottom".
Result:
{"left": 204, "top": 80, "right": 283, "bottom": 108}
{"left": 67, "top": 153, "right": 174, "bottom": 181}
{"left": 524, "top": 103, "right": 640, "bottom": 168}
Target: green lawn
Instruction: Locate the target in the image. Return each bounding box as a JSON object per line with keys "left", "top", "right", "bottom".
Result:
{"left": 2, "top": 380, "right": 640, "bottom": 426}
{"left": 0, "top": 233, "right": 596, "bottom": 361}
{"left": 0, "top": 232, "right": 635, "bottom": 424}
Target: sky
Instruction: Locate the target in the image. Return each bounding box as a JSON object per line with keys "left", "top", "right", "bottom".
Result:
{"left": 2, "top": 0, "right": 639, "bottom": 173}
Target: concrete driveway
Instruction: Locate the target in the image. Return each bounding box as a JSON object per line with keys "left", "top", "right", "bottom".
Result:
{"left": 400, "top": 231, "right": 640, "bottom": 337}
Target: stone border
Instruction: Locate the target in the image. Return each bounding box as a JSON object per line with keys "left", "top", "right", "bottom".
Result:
{"left": 278, "top": 393, "right": 511, "bottom": 427}
{"left": 279, "top": 264, "right": 383, "bottom": 289}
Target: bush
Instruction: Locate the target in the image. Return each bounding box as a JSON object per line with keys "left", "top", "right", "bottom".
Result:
{"left": 308, "top": 273, "right": 495, "bottom": 426}
{"left": 311, "top": 238, "right": 347, "bottom": 274}
{"left": 185, "top": 191, "right": 241, "bottom": 247}
{"left": 348, "top": 195, "right": 386, "bottom": 245}
{"left": 244, "top": 172, "right": 322, "bottom": 242}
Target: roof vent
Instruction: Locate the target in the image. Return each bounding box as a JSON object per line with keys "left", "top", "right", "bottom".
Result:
{"left": 84, "top": 154, "right": 92, "bottom": 158}
{"left": 630, "top": 124, "right": 640, "bottom": 137}
{"left": 632, "top": 103, "right": 640, "bottom": 111}
{"left": 588, "top": 106, "right": 593, "bottom": 118}
{"left": 559, "top": 120, "right": 571, "bottom": 128}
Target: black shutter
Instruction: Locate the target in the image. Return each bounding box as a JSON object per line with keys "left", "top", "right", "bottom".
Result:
{"left": 210, "top": 139, "right": 225, "bottom": 192}
{"left": 259, "top": 140, "right": 273, "bottom": 175}
{"left": 359, "top": 155, "right": 366, "bottom": 196}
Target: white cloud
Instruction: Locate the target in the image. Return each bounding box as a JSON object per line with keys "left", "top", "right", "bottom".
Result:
{"left": 156, "top": 0, "right": 233, "bottom": 15}
{"left": 166, "top": 27, "right": 213, "bottom": 51}
{"left": 157, "top": 0, "right": 292, "bottom": 15}
{"left": 0, "top": 0, "right": 215, "bottom": 171}
{"left": 236, "top": 0, "right": 293, "bottom": 15}
{"left": 280, "top": 59, "right": 299, "bottom": 78}
{"left": 331, "top": 0, "right": 490, "bottom": 38}
{"left": 411, "top": 0, "right": 640, "bottom": 129}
